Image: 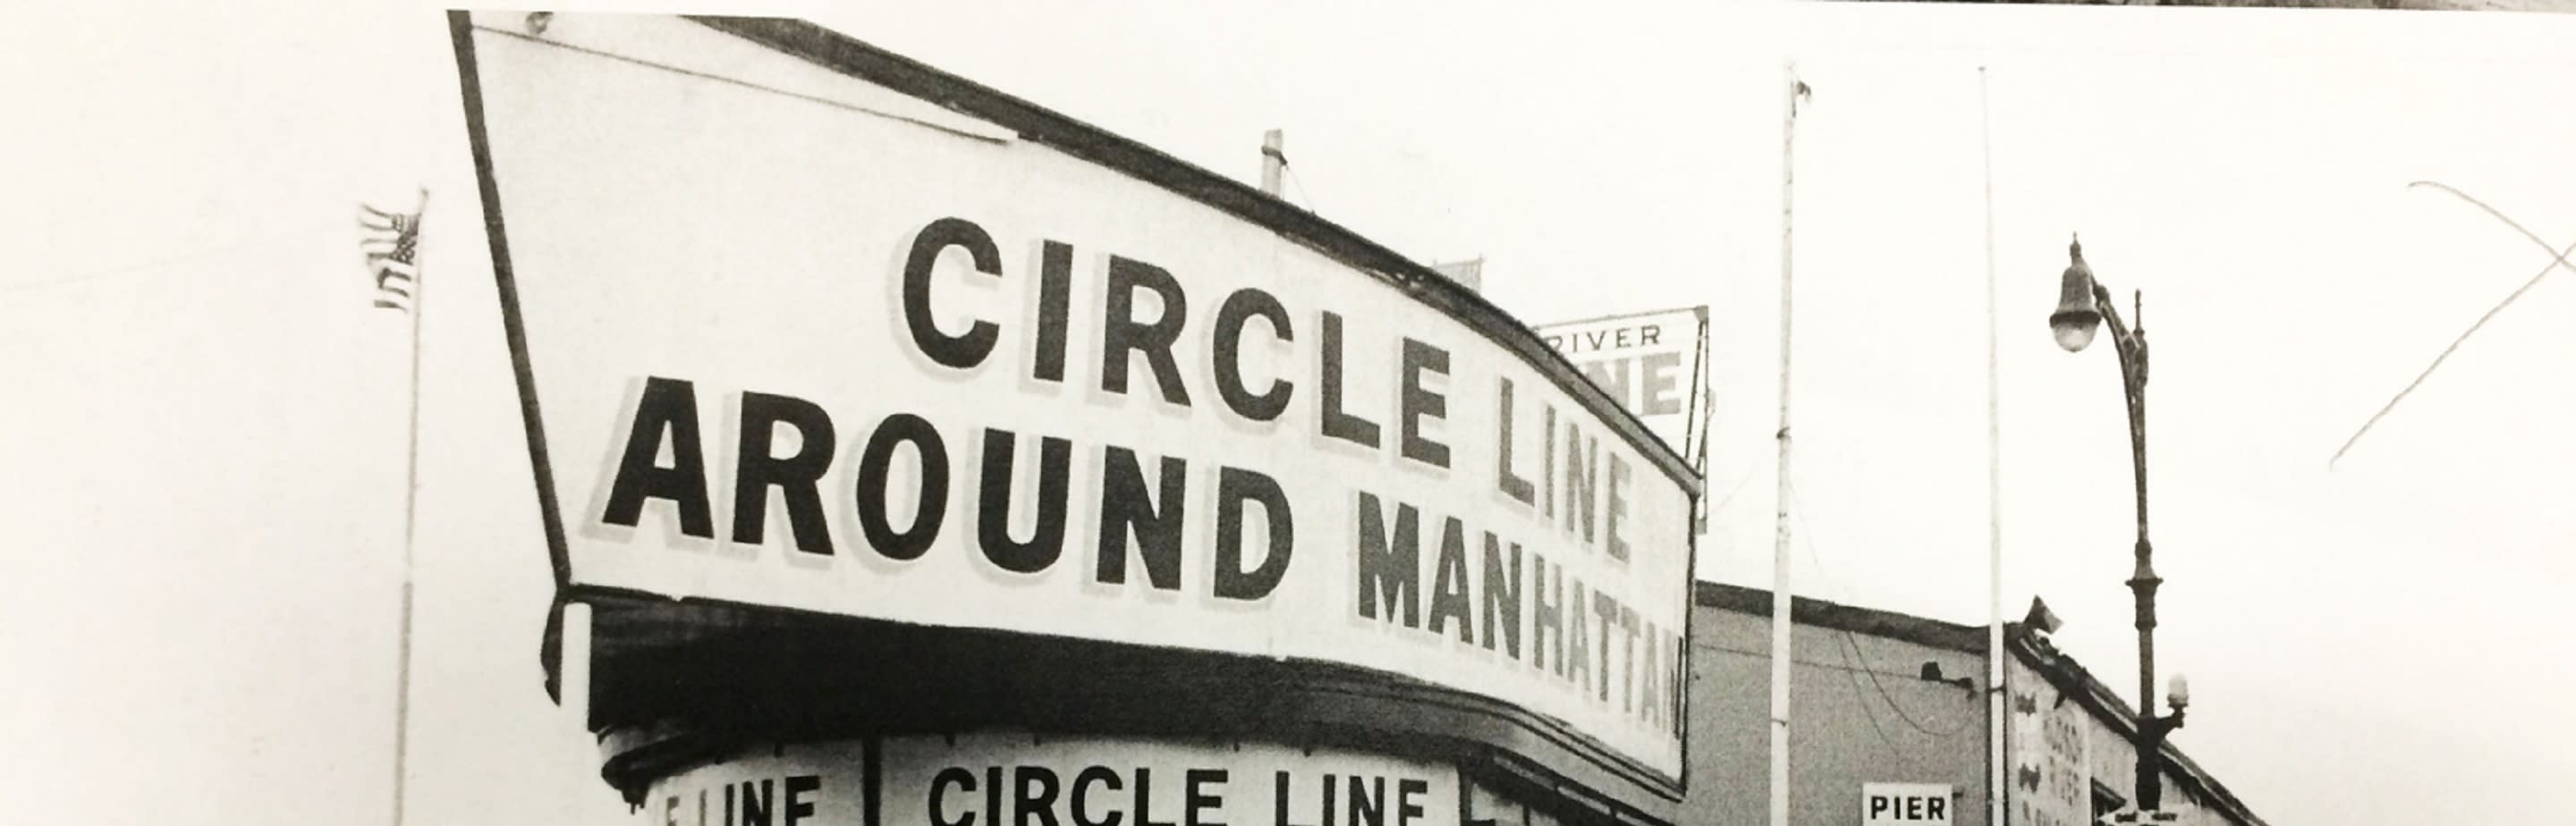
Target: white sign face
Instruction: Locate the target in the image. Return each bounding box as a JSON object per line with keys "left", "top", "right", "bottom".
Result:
{"left": 639, "top": 736, "right": 1456, "bottom": 826}
{"left": 885, "top": 734, "right": 1457, "bottom": 826}
{"left": 462, "top": 13, "right": 1694, "bottom": 781}
{"left": 1860, "top": 783, "right": 1956, "bottom": 826}
{"left": 1530, "top": 308, "right": 1707, "bottom": 458}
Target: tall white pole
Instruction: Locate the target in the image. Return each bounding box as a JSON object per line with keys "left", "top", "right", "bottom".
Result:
{"left": 1979, "top": 66, "right": 2009, "bottom": 826}
{"left": 389, "top": 189, "right": 428, "bottom": 826}
{"left": 1769, "top": 63, "right": 1804, "bottom": 826}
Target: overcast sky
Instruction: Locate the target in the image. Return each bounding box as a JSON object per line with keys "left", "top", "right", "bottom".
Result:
{"left": 4, "top": 2, "right": 2572, "bottom": 825}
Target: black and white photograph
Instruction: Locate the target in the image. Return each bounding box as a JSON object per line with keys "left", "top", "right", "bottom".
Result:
{"left": 5, "top": 2, "right": 2572, "bottom": 825}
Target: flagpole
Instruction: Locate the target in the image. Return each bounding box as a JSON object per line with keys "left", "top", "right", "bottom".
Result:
{"left": 1979, "top": 65, "right": 2010, "bottom": 826}
{"left": 1769, "top": 62, "right": 1803, "bottom": 826}
{"left": 390, "top": 188, "right": 428, "bottom": 826}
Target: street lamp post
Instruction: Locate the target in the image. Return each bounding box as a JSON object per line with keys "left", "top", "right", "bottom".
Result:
{"left": 2048, "top": 236, "right": 2190, "bottom": 813}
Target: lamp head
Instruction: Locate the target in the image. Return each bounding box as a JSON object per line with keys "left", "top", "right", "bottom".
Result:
{"left": 2051, "top": 235, "right": 2102, "bottom": 352}
{"left": 2166, "top": 673, "right": 2190, "bottom": 711}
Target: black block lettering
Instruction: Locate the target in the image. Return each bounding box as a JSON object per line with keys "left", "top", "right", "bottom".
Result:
{"left": 1184, "top": 769, "right": 1225, "bottom": 826}
{"left": 1034, "top": 240, "right": 1073, "bottom": 383}
{"left": 979, "top": 429, "right": 1071, "bottom": 573}
{"left": 1214, "top": 467, "right": 1293, "bottom": 601}
{"left": 1480, "top": 534, "right": 1522, "bottom": 658}
{"left": 904, "top": 217, "right": 1003, "bottom": 370}
{"left": 1427, "top": 518, "right": 1473, "bottom": 644}
{"left": 1355, "top": 493, "right": 1419, "bottom": 628}
{"left": 1566, "top": 581, "right": 1591, "bottom": 689}
{"left": 1593, "top": 590, "right": 1622, "bottom": 701}
{"left": 602, "top": 376, "right": 713, "bottom": 538}
{"left": 733, "top": 392, "right": 836, "bottom": 554}
{"left": 1073, "top": 767, "right": 1124, "bottom": 826}
{"left": 786, "top": 775, "right": 822, "bottom": 826}
{"left": 1212, "top": 288, "right": 1293, "bottom": 421}
{"left": 1137, "top": 770, "right": 1175, "bottom": 826}
{"left": 1531, "top": 560, "right": 1563, "bottom": 675}
{"left": 1563, "top": 424, "right": 1597, "bottom": 544}
{"left": 1346, "top": 777, "right": 1384, "bottom": 826}
{"left": 1102, "top": 256, "right": 1191, "bottom": 406}
{"left": 1397, "top": 339, "right": 1450, "bottom": 468}
{"left": 1539, "top": 407, "right": 1557, "bottom": 518}
{"left": 1318, "top": 312, "right": 1380, "bottom": 448}
{"left": 744, "top": 779, "right": 775, "bottom": 826}
{"left": 856, "top": 413, "right": 949, "bottom": 560}
{"left": 1606, "top": 453, "right": 1631, "bottom": 562}
{"left": 1018, "top": 767, "right": 1063, "bottom": 826}
{"left": 1495, "top": 378, "right": 1535, "bottom": 505}
{"left": 1097, "top": 446, "right": 1185, "bottom": 590}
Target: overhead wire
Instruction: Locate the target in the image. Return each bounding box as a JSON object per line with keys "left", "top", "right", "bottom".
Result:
{"left": 0, "top": 232, "right": 323, "bottom": 296}
{"left": 1703, "top": 467, "right": 1761, "bottom": 523}
{"left": 1284, "top": 161, "right": 1325, "bottom": 215}
{"left": 1788, "top": 478, "right": 1974, "bottom": 741}
{"left": 1690, "top": 640, "right": 1949, "bottom": 684}
{"left": 2329, "top": 180, "right": 2576, "bottom": 468}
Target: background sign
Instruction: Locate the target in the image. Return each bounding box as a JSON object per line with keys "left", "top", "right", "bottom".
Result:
{"left": 1860, "top": 783, "right": 1956, "bottom": 826}
{"left": 1530, "top": 308, "right": 1709, "bottom": 463}
{"left": 462, "top": 13, "right": 1696, "bottom": 781}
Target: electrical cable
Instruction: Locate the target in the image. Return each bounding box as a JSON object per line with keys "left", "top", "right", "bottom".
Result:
{"left": 1284, "top": 162, "right": 1324, "bottom": 215}
{"left": 1690, "top": 640, "right": 1959, "bottom": 684}
{"left": 1703, "top": 468, "right": 1761, "bottom": 523}
{"left": 1788, "top": 478, "right": 1974, "bottom": 739}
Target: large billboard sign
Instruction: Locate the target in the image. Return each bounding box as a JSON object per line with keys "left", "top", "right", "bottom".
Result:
{"left": 455, "top": 13, "right": 1699, "bottom": 784}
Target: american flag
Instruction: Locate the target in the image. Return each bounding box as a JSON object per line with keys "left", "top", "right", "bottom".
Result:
{"left": 360, "top": 194, "right": 425, "bottom": 312}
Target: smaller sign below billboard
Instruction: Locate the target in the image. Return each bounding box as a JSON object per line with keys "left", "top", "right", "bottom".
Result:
{"left": 639, "top": 735, "right": 1462, "bottom": 826}
{"left": 640, "top": 740, "right": 862, "bottom": 826}
{"left": 1862, "top": 783, "right": 1957, "bottom": 826}
{"left": 886, "top": 734, "right": 1458, "bottom": 826}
